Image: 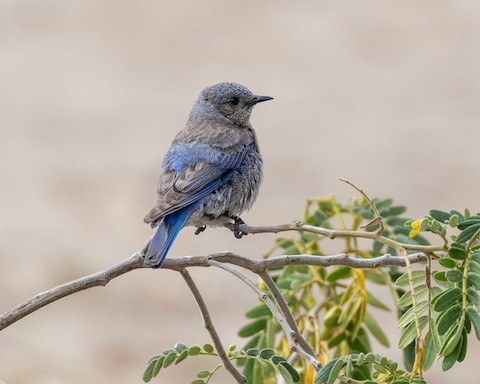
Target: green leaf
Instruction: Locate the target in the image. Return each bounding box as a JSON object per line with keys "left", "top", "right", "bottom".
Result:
{"left": 242, "top": 358, "right": 254, "bottom": 382}
{"left": 442, "top": 332, "right": 463, "bottom": 371}
{"left": 470, "top": 260, "right": 480, "bottom": 275}
{"left": 245, "top": 303, "right": 271, "bottom": 319}
{"left": 366, "top": 291, "right": 390, "bottom": 311}
{"left": 440, "top": 314, "right": 465, "bottom": 356}
{"left": 445, "top": 269, "right": 463, "bottom": 283}
{"left": 175, "top": 349, "right": 188, "bottom": 364}
{"left": 238, "top": 334, "right": 261, "bottom": 362}
{"left": 197, "top": 371, "right": 211, "bottom": 378}
{"left": 188, "top": 345, "right": 201, "bottom": 356}
{"left": 246, "top": 348, "right": 259, "bottom": 356}
{"left": 364, "top": 311, "right": 390, "bottom": 347}
{"left": 327, "top": 332, "right": 346, "bottom": 348}
{"left": 203, "top": 343, "right": 214, "bottom": 353}
{"left": 466, "top": 306, "right": 480, "bottom": 340}
{"left": 276, "top": 363, "right": 294, "bottom": 384}
{"left": 467, "top": 272, "right": 480, "bottom": 289}
{"left": 397, "top": 301, "right": 428, "bottom": 328}
{"left": 174, "top": 342, "right": 188, "bottom": 353}
{"left": 143, "top": 359, "right": 156, "bottom": 382}
{"left": 238, "top": 318, "right": 268, "bottom": 337}
{"left": 382, "top": 205, "right": 407, "bottom": 216}
{"left": 327, "top": 358, "right": 346, "bottom": 384}
{"left": 398, "top": 316, "right": 428, "bottom": 349}
{"left": 438, "top": 257, "right": 457, "bottom": 268}
{"left": 457, "top": 328, "right": 468, "bottom": 362}
{"left": 277, "top": 279, "right": 292, "bottom": 289}
{"left": 279, "top": 362, "right": 300, "bottom": 383}
{"left": 457, "top": 217, "right": 480, "bottom": 230}
{"left": 315, "top": 359, "right": 339, "bottom": 384}
{"left": 162, "top": 351, "right": 177, "bottom": 368}
{"left": 373, "top": 240, "right": 384, "bottom": 253}
{"left": 430, "top": 209, "right": 452, "bottom": 223}
{"left": 397, "top": 284, "right": 428, "bottom": 308}
{"left": 433, "top": 288, "right": 462, "bottom": 312}
{"left": 326, "top": 266, "right": 351, "bottom": 282}
{"left": 449, "top": 215, "right": 459, "bottom": 227}
{"left": 423, "top": 331, "right": 439, "bottom": 370}
{"left": 395, "top": 270, "right": 426, "bottom": 287}
{"left": 457, "top": 224, "right": 480, "bottom": 243}
{"left": 271, "top": 355, "right": 287, "bottom": 365}
{"left": 440, "top": 327, "right": 464, "bottom": 371}
{"left": 467, "top": 287, "right": 480, "bottom": 308}
{"left": 191, "top": 380, "right": 205, "bottom": 384}
{"left": 259, "top": 348, "right": 275, "bottom": 359}
{"left": 472, "top": 251, "right": 480, "bottom": 263}
{"left": 255, "top": 355, "right": 268, "bottom": 367}
{"left": 448, "top": 246, "right": 467, "bottom": 260}
{"left": 433, "top": 271, "right": 447, "bottom": 282}
{"left": 152, "top": 355, "right": 164, "bottom": 377}
{"left": 227, "top": 343, "right": 236, "bottom": 353}
{"left": 437, "top": 304, "right": 462, "bottom": 335}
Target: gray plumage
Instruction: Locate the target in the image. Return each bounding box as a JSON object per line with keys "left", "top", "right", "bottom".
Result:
{"left": 144, "top": 82, "right": 272, "bottom": 268}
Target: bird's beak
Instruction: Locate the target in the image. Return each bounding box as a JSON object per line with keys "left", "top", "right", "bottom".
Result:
{"left": 251, "top": 95, "right": 274, "bottom": 105}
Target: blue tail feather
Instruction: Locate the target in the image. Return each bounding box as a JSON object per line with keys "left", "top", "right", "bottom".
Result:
{"left": 144, "top": 207, "right": 192, "bottom": 268}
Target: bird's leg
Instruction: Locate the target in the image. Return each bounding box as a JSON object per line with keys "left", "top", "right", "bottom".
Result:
{"left": 195, "top": 214, "right": 217, "bottom": 235}
{"left": 194, "top": 225, "right": 206, "bottom": 235}
{"left": 225, "top": 211, "right": 247, "bottom": 239}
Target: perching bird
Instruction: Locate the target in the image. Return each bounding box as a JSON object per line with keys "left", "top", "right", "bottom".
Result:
{"left": 144, "top": 82, "right": 273, "bottom": 268}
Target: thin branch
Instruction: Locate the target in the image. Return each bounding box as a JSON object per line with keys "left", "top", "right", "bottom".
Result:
{"left": 161, "top": 251, "right": 434, "bottom": 272}
{"left": 1, "top": 251, "right": 437, "bottom": 331}
{"left": 226, "top": 222, "right": 444, "bottom": 253}
{"left": 339, "top": 177, "right": 384, "bottom": 232}
{"left": 180, "top": 269, "right": 245, "bottom": 384}
{"left": 0, "top": 251, "right": 144, "bottom": 331}
{"left": 258, "top": 271, "right": 321, "bottom": 371}
{"left": 209, "top": 260, "right": 321, "bottom": 369}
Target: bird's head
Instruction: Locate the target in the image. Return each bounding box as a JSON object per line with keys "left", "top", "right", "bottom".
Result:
{"left": 190, "top": 82, "right": 273, "bottom": 126}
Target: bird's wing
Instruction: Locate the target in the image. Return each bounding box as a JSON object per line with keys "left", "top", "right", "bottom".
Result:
{"left": 144, "top": 143, "right": 246, "bottom": 224}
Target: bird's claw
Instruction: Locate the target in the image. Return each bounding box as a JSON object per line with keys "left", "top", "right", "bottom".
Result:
{"left": 233, "top": 217, "right": 246, "bottom": 239}
{"left": 195, "top": 225, "right": 206, "bottom": 235}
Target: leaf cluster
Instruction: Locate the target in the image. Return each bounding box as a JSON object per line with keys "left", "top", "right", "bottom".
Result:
{"left": 144, "top": 199, "right": 480, "bottom": 383}
{"left": 142, "top": 342, "right": 300, "bottom": 384}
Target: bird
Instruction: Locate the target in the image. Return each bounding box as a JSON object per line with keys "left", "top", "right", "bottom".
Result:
{"left": 143, "top": 82, "right": 273, "bottom": 268}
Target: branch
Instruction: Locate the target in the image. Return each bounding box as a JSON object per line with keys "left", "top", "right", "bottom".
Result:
{"left": 1, "top": 250, "right": 437, "bottom": 331}
{"left": 161, "top": 251, "right": 433, "bottom": 272}
{"left": 180, "top": 269, "right": 245, "bottom": 384}
{"left": 0, "top": 251, "right": 144, "bottom": 331}
{"left": 209, "top": 260, "right": 321, "bottom": 369}
{"left": 225, "top": 222, "right": 444, "bottom": 253}
{"left": 258, "top": 271, "right": 321, "bottom": 370}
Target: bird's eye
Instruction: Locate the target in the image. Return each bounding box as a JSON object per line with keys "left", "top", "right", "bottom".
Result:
{"left": 228, "top": 96, "right": 240, "bottom": 106}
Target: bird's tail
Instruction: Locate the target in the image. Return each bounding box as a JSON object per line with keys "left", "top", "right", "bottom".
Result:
{"left": 144, "top": 208, "right": 191, "bottom": 268}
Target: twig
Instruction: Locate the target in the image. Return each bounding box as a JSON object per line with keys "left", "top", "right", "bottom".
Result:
{"left": 258, "top": 271, "right": 321, "bottom": 370}
{"left": 180, "top": 269, "right": 245, "bottom": 384}
{"left": 209, "top": 260, "right": 321, "bottom": 369}
{"left": 225, "top": 222, "right": 444, "bottom": 253}
{"left": 339, "top": 177, "right": 384, "bottom": 232}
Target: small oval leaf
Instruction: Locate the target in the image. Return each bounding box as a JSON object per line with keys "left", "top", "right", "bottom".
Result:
{"left": 238, "top": 318, "right": 268, "bottom": 337}
{"left": 445, "top": 269, "right": 463, "bottom": 283}
{"left": 433, "top": 288, "right": 462, "bottom": 312}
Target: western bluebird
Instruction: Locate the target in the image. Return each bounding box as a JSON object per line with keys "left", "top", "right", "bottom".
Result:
{"left": 144, "top": 82, "right": 273, "bottom": 268}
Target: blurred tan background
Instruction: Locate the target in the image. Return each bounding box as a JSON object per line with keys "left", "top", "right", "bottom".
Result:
{"left": 1, "top": 1, "right": 480, "bottom": 383}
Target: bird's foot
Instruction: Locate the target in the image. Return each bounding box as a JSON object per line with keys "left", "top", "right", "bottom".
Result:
{"left": 195, "top": 225, "right": 206, "bottom": 235}
{"left": 233, "top": 217, "right": 246, "bottom": 239}
{"left": 224, "top": 212, "right": 247, "bottom": 239}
